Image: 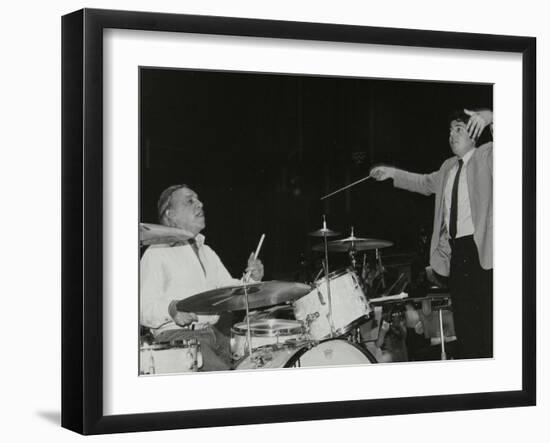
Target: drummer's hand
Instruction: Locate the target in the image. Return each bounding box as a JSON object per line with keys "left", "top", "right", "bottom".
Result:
{"left": 370, "top": 165, "right": 396, "bottom": 181}
{"left": 172, "top": 311, "right": 198, "bottom": 327}
{"left": 246, "top": 252, "right": 264, "bottom": 281}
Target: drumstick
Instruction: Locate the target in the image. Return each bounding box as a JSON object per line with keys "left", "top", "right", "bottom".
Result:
{"left": 244, "top": 233, "right": 265, "bottom": 282}
{"left": 253, "top": 233, "right": 266, "bottom": 260}
{"left": 320, "top": 174, "right": 371, "bottom": 200}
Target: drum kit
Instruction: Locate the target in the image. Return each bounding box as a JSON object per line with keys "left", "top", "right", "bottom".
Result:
{"left": 140, "top": 218, "right": 395, "bottom": 372}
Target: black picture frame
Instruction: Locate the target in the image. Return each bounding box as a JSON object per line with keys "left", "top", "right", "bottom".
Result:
{"left": 61, "top": 8, "right": 536, "bottom": 435}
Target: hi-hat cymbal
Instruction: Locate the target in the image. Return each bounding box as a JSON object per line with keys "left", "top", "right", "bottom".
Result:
{"left": 139, "top": 223, "right": 194, "bottom": 246}
{"left": 338, "top": 234, "right": 368, "bottom": 243}
{"left": 308, "top": 228, "right": 341, "bottom": 237}
{"left": 175, "top": 281, "right": 312, "bottom": 314}
{"left": 312, "top": 238, "right": 393, "bottom": 252}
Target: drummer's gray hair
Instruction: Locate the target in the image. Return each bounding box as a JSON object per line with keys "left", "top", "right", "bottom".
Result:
{"left": 157, "top": 184, "right": 190, "bottom": 225}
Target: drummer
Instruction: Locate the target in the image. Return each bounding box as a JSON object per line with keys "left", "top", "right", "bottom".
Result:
{"left": 140, "top": 184, "right": 264, "bottom": 371}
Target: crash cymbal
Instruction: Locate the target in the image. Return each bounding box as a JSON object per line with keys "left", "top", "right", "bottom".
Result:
{"left": 139, "top": 223, "right": 194, "bottom": 246}
{"left": 312, "top": 238, "right": 394, "bottom": 252}
{"left": 175, "top": 281, "right": 312, "bottom": 314}
{"left": 308, "top": 227, "right": 341, "bottom": 237}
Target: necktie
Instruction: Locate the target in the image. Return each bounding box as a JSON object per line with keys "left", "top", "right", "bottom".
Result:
{"left": 449, "top": 159, "right": 464, "bottom": 239}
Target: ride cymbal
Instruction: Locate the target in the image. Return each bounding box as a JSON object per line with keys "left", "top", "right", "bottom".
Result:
{"left": 175, "top": 281, "right": 312, "bottom": 314}
{"left": 312, "top": 238, "right": 393, "bottom": 252}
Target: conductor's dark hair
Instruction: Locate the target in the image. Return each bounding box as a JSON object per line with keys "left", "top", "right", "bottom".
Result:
{"left": 448, "top": 108, "right": 493, "bottom": 147}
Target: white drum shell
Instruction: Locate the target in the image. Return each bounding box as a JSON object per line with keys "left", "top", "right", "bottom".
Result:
{"left": 139, "top": 344, "right": 199, "bottom": 375}
{"left": 294, "top": 269, "right": 370, "bottom": 340}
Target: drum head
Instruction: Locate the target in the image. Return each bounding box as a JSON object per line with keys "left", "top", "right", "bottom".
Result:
{"left": 286, "top": 339, "right": 376, "bottom": 368}
{"left": 314, "top": 267, "right": 350, "bottom": 284}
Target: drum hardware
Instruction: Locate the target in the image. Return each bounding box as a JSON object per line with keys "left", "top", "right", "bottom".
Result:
{"left": 376, "top": 249, "right": 386, "bottom": 289}
{"left": 308, "top": 216, "right": 337, "bottom": 337}
{"left": 242, "top": 234, "right": 266, "bottom": 363}
{"left": 316, "top": 287, "right": 326, "bottom": 305}
{"left": 361, "top": 253, "right": 368, "bottom": 287}
{"left": 241, "top": 279, "right": 254, "bottom": 363}
{"left": 368, "top": 293, "right": 455, "bottom": 361}
{"left": 346, "top": 326, "right": 363, "bottom": 344}
{"left": 438, "top": 308, "right": 447, "bottom": 360}
{"left": 304, "top": 312, "right": 320, "bottom": 333}
{"left": 380, "top": 273, "right": 407, "bottom": 298}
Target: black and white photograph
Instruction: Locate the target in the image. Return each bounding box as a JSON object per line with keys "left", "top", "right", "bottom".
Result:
{"left": 138, "top": 68, "right": 494, "bottom": 375}
{"left": 56, "top": 5, "right": 538, "bottom": 436}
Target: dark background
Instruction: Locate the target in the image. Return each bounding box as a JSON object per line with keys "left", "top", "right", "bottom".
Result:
{"left": 140, "top": 68, "right": 492, "bottom": 280}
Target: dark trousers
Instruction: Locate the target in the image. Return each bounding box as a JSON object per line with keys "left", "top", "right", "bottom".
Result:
{"left": 449, "top": 235, "right": 493, "bottom": 359}
{"left": 154, "top": 326, "right": 233, "bottom": 371}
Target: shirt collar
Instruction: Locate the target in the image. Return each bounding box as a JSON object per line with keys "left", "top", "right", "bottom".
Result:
{"left": 458, "top": 147, "right": 475, "bottom": 165}
{"left": 169, "top": 233, "right": 205, "bottom": 248}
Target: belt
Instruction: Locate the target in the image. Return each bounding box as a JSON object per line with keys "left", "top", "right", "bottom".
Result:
{"left": 448, "top": 234, "right": 474, "bottom": 249}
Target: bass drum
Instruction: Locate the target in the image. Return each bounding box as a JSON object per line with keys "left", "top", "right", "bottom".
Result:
{"left": 235, "top": 339, "right": 376, "bottom": 370}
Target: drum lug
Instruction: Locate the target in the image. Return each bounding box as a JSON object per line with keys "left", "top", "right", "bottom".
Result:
{"left": 316, "top": 288, "right": 326, "bottom": 305}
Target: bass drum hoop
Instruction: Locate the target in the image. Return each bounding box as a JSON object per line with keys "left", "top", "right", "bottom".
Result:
{"left": 321, "top": 314, "right": 372, "bottom": 339}
{"left": 284, "top": 338, "right": 377, "bottom": 368}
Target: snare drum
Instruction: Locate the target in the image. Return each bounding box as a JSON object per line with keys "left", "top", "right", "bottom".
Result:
{"left": 231, "top": 318, "right": 306, "bottom": 361}
{"left": 139, "top": 341, "right": 202, "bottom": 375}
{"left": 294, "top": 268, "right": 371, "bottom": 340}
{"left": 235, "top": 338, "right": 376, "bottom": 370}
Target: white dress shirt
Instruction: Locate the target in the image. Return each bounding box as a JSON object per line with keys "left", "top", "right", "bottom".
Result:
{"left": 140, "top": 234, "right": 242, "bottom": 336}
{"left": 444, "top": 148, "right": 475, "bottom": 239}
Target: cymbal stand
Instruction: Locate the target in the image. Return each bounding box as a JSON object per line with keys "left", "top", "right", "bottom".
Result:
{"left": 241, "top": 279, "right": 254, "bottom": 363}
{"left": 348, "top": 226, "right": 358, "bottom": 270}
{"left": 242, "top": 233, "right": 266, "bottom": 364}
{"left": 376, "top": 248, "right": 386, "bottom": 289}
{"left": 321, "top": 215, "right": 336, "bottom": 338}
{"left": 348, "top": 246, "right": 357, "bottom": 271}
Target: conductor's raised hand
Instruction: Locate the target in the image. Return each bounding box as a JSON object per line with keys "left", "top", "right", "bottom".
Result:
{"left": 464, "top": 108, "right": 493, "bottom": 139}
{"left": 370, "top": 165, "right": 396, "bottom": 181}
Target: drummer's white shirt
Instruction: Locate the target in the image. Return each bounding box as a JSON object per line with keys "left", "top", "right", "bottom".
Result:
{"left": 140, "top": 234, "right": 241, "bottom": 337}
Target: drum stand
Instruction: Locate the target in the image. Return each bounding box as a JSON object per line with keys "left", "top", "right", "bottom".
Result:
{"left": 438, "top": 308, "right": 447, "bottom": 360}
{"left": 375, "top": 248, "right": 386, "bottom": 290}
{"left": 242, "top": 279, "right": 255, "bottom": 363}
{"left": 242, "top": 234, "right": 266, "bottom": 364}
{"left": 320, "top": 216, "right": 336, "bottom": 338}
